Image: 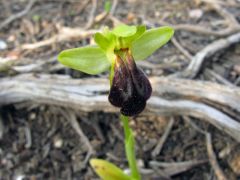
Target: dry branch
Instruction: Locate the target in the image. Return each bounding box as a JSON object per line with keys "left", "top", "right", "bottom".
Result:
{"left": 63, "top": 109, "right": 95, "bottom": 165}
{"left": 151, "top": 77, "right": 240, "bottom": 113}
{"left": 0, "top": 0, "right": 36, "bottom": 31}
{"left": 206, "top": 133, "right": 227, "bottom": 180}
{"left": 161, "top": 21, "right": 240, "bottom": 37}
{"left": 159, "top": 0, "right": 240, "bottom": 37}
{"left": 0, "top": 74, "right": 240, "bottom": 142}
{"left": 151, "top": 118, "right": 174, "bottom": 157}
{"left": 173, "top": 32, "right": 240, "bottom": 78}
{"left": 83, "top": 0, "right": 97, "bottom": 29}
{"left": 20, "top": 27, "right": 98, "bottom": 50}
{"left": 149, "top": 160, "right": 207, "bottom": 176}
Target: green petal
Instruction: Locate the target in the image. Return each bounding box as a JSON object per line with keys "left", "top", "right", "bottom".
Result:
{"left": 58, "top": 46, "right": 110, "bottom": 75}
{"left": 94, "top": 33, "right": 110, "bottom": 51}
{"left": 90, "top": 159, "right": 131, "bottom": 180}
{"left": 113, "top": 24, "right": 137, "bottom": 37}
{"left": 122, "top": 25, "right": 146, "bottom": 47}
{"left": 131, "top": 26, "right": 174, "bottom": 60}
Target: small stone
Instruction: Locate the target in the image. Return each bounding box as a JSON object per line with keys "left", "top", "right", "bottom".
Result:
{"left": 189, "top": 9, "right": 203, "bottom": 20}
{"left": 7, "top": 35, "right": 16, "bottom": 42}
{"left": 54, "top": 138, "right": 63, "bottom": 148}
{"left": 155, "top": 11, "right": 160, "bottom": 17}
{"left": 15, "top": 174, "right": 25, "bottom": 180}
{"left": 137, "top": 159, "right": 144, "bottom": 168}
{"left": 0, "top": 40, "right": 7, "bottom": 50}
{"left": 29, "top": 113, "right": 36, "bottom": 120}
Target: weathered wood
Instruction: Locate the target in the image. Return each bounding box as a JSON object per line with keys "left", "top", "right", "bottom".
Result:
{"left": 0, "top": 74, "right": 240, "bottom": 142}
{"left": 152, "top": 77, "right": 240, "bottom": 113}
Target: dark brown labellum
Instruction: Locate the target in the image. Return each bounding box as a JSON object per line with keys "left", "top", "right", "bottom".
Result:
{"left": 108, "top": 50, "right": 152, "bottom": 116}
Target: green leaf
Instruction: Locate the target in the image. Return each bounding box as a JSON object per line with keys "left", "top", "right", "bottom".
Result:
{"left": 131, "top": 26, "right": 174, "bottom": 60}
{"left": 113, "top": 24, "right": 137, "bottom": 37}
{"left": 58, "top": 46, "right": 110, "bottom": 75}
{"left": 90, "top": 159, "right": 131, "bottom": 180}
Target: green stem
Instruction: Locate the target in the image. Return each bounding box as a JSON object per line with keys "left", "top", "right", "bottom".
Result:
{"left": 120, "top": 114, "right": 141, "bottom": 180}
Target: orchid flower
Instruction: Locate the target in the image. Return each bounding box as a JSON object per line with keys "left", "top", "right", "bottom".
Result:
{"left": 58, "top": 25, "right": 174, "bottom": 116}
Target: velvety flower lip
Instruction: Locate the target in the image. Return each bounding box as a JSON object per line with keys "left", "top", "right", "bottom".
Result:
{"left": 108, "top": 49, "right": 152, "bottom": 116}
{"left": 108, "top": 55, "right": 133, "bottom": 108}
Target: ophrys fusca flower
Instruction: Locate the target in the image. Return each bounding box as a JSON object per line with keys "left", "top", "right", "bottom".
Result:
{"left": 58, "top": 24, "right": 174, "bottom": 116}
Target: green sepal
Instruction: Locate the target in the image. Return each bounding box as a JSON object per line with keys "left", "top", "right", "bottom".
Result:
{"left": 90, "top": 159, "right": 131, "bottom": 180}
{"left": 113, "top": 24, "right": 137, "bottom": 37}
{"left": 58, "top": 46, "right": 110, "bottom": 75}
{"left": 131, "top": 26, "right": 174, "bottom": 60}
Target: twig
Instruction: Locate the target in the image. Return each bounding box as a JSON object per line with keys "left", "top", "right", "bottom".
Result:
{"left": 206, "top": 133, "right": 227, "bottom": 180}
{"left": 63, "top": 109, "right": 95, "bottom": 165}
{"left": 235, "top": 77, "right": 240, "bottom": 86}
{"left": 106, "top": 152, "right": 125, "bottom": 162}
{"left": 149, "top": 159, "right": 207, "bottom": 176}
{"left": 205, "top": 68, "right": 235, "bottom": 87}
{"left": 0, "top": 56, "right": 59, "bottom": 73}
{"left": 158, "top": 0, "right": 240, "bottom": 37}
{"left": 108, "top": 15, "right": 124, "bottom": 26}
{"left": 184, "top": 116, "right": 206, "bottom": 135}
{"left": 209, "top": 1, "right": 238, "bottom": 25}
{"left": 2, "top": 0, "right": 12, "bottom": 16}
{"left": 24, "top": 123, "right": 32, "bottom": 148}
{"left": 88, "top": 0, "right": 119, "bottom": 26}
{"left": 76, "top": 113, "right": 106, "bottom": 142}
{"left": 202, "top": 0, "right": 240, "bottom": 7}
{"left": 110, "top": 123, "right": 124, "bottom": 141}
{"left": 151, "top": 118, "right": 174, "bottom": 157}
{"left": 84, "top": 0, "right": 97, "bottom": 29}
{"left": 110, "top": 0, "right": 118, "bottom": 15}
{"left": 171, "top": 37, "right": 192, "bottom": 60}
{"left": 20, "top": 27, "right": 98, "bottom": 50}
{"left": 0, "top": 0, "right": 36, "bottom": 31}
{"left": 77, "top": 0, "right": 91, "bottom": 15}
{"left": 185, "top": 115, "right": 231, "bottom": 179}
{"left": 200, "top": 0, "right": 240, "bottom": 7}
{"left": 172, "top": 32, "right": 240, "bottom": 78}
{"left": 159, "top": 21, "right": 240, "bottom": 37}
{"left": 0, "top": 114, "right": 4, "bottom": 140}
